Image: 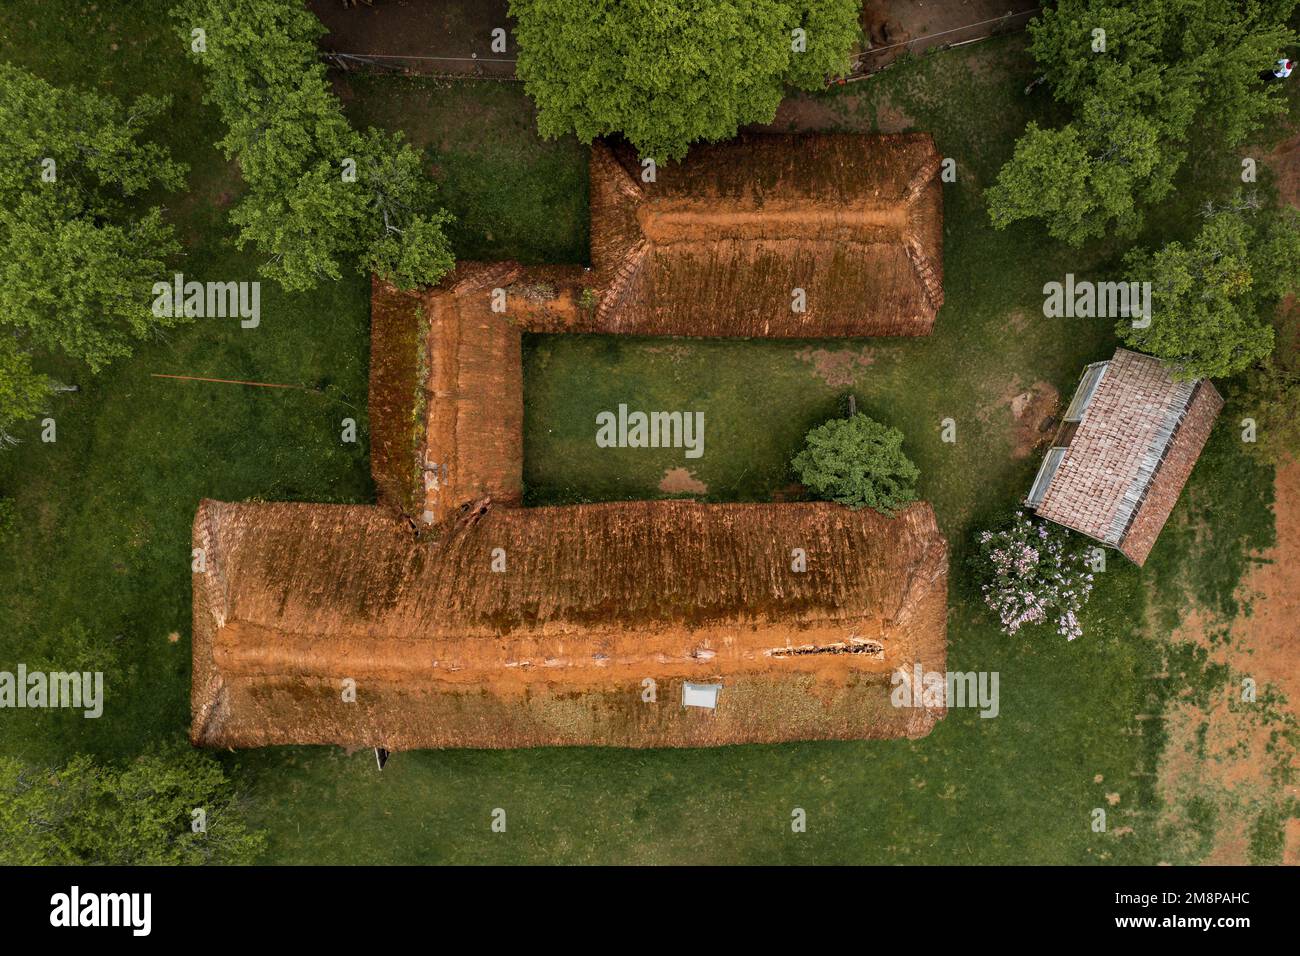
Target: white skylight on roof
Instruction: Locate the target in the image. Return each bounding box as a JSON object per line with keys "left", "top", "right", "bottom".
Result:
{"left": 1062, "top": 361, "right": 1108, "bottom": 422}
{"left": 682, "top": 682, "right": 722, "bottom": 709}
{"left": 1026, "top": 447, "right": 1067, "bottom": 508}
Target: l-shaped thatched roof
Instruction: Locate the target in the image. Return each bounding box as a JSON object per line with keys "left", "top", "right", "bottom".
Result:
{"left": 192, "top": 498, "right": 949, "bottom": 749}
{"left": 371, "top": 133, "right": 945, "bottom": 524}
{"left": 193, "top": 133, "right": 951, "bottom": 750}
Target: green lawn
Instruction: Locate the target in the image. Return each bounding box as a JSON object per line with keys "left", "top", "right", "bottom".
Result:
{"left": 0, "top": 3, "right": 1286, "bottom": 864}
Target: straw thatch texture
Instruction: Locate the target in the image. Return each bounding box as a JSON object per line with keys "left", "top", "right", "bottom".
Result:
{"left": 369, "top": 277, "right": 426, "bottom": 515}
{"left": 370, "top": 266, "right": 528, "bottom": 525}
{"left": 192, "top": 498, "right": 948, "bottom": 749}
{"left": 200, "top": 131, "right": 953, "bottom": 750}
{"left": 542, "top": 132, "right": 944, "bottom": 337}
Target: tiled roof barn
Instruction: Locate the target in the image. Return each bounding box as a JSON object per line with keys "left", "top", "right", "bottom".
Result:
{"left": 1026, "top": 348, "right": 1223, "bottom": 565}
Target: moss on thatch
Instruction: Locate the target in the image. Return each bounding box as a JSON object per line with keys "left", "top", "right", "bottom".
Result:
{"left": 192, "top": 498, "right": 948, "bottom": 749}
{"left": 198, "top": 131, "right": 952, "bottom": 751}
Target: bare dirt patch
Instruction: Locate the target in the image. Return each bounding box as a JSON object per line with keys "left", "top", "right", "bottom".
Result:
{"left": 1267, "top": 129, "right": 1300, "bottom": 207}
{"left": 309, "top": 0, "right": 516, "bottom": 77}
{"left": 979, "top": 378, "right": 1060, "bottom": 460}
{"left": 1007, "top": 308, "right": 1031, "bottom": 334}
{"left": 797, "top": 345, "right": 893, "bottom": 388}
{"left": 1223, "top": 462, "right": 1300, "bottom": 708}
{"left": 855, "top": 0, "right": 1039, "bottom": 73}
{"left": 1155, "top": 462, "right": 1300, "bottom": 863}
{"left": 659, "top": 467, "right": 708, "bottom": 495}
{"left": 771, "top": 481, "right": 807, "bottom": 503}
{"left": 768, "top": 96, "right": 854, "bottom": 132}
{"left": 1285, "top": 818, "right": 1300, "bottom": 865}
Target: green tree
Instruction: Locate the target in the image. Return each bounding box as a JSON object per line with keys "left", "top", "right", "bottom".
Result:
{"left": 174, "top": 0, "right": 454, "bottom": 291}
{"left": 0, "top": 336, "right": 49, "bottom": 449}
{"left": 0, "top": 64, "right": 187, "bottom": 445}
{"left": 987, "top": 0, "right": 1296, "bottom": 244}
{"left": 1119, "top": 203, "right": 1300, "bottom": 379}
{"left": 791, "top": 412, "right": 919, "bottom": 514}
{"left": 0, "top": 747, "right": 265, "bottom": 865}
{"left": 1239, "top": 298, "right": 1300, "bottom": 463}
{"left": 509, "top": 0, "right": 860, "bottom": 162}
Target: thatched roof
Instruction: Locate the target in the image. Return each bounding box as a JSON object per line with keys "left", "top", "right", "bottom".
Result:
{"left": 197, "top": 131, "right": 952, "bottom": 751}
{"left": 565, "top": 133, "right": 944, "bottom": 337}
{"left": 370, "top": 271, "right": 526, "bottom": 525}
{"left": 192, "top": 498, "right": 948, "bottom": 749}
{"left": 1029, "top": 349, "right": 1222, "bottom": 565}
{"left": 370, "top": 133, "right": 947, "bottom": 523}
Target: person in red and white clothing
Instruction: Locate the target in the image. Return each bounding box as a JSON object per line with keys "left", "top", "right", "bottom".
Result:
{"left": 1264, "top": 57, "right": 1294, "bottom": 81}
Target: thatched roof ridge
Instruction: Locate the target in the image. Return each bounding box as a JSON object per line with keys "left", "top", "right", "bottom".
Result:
{"left": 191, "top": 498, "right": 948, "bottom": 749}
{"left": 575, "top": 132, "right": 945, "bottom": 337}
{"left": 370, "top": 268, "right": 527, "bottom": 525}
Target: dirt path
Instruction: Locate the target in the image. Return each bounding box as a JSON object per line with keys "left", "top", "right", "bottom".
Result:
{"left": 855, "top": 0, "right": 1040, "bottom": 74}
{"left": 1157, "top": 462, "right": 1300, "bottom": 864}
{"left": 311, "top": 0, "right": 1040, "bottom": 80}
{"left": 1231, "top": 463, "right": 1300, "bottom": 712}
{"left": 1150, "top": 112, "right": 1300, "bottom": 867}
{"left": 309, "top": 0, "right": 517, "bottom": 77}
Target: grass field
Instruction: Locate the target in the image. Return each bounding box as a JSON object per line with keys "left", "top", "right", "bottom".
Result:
{"left": 0, "top": 2, "right": 1288, "bottom": 864}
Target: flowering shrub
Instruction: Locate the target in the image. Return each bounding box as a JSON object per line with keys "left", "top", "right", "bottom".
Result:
{"left": 973, "top": 511, "right": 1095, "bottom": 641}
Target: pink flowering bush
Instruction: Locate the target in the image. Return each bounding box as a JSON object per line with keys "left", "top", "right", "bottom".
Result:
{"left": 973, "top": 511, "right": 1095, "bottom": 641}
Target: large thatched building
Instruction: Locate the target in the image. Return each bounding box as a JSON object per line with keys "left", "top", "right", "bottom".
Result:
{"left": 1025, "top": 348, "right": 1222, "bottom": 565}
{"left": 577, "top": 134, "right": 945, "bottom": 337}
{"left": 193, "top": 133, "right": 950, "bottom": 750}
{"left": 192, "top": 498, "right": 948, "bottom": 749}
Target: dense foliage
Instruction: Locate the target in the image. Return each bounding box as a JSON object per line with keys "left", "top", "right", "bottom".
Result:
{"left": 791, "top": 412, "right": 919, "bottom": 513}
{"left": 0, "top": 64, "right": 186, "bottom": 445}
{"left": 1240, "top": 297, "right": 1300, "bottom": 463}
{"left": 510, "top": 0, "right": 861, "bottom": 161}
{"left": 1120, "top": 202, "right": 1300, "bottom": 379}
{"left": 173, "top": 0, "right": 454, "bottom": 290}
{"left": 0, "top": 748, "right": 265, "bottom": 865}
{"left": 987, "top": 0, "right": 1297, "bottom": 244}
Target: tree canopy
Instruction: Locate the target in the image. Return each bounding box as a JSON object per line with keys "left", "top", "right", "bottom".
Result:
{"left": 1242, "top": 299, "right": 1300, "bottom": 463}
{"left": 0, "top": 748, "right": 265, "bottom": 865}
{"left": 510, "top": 0, "right": 861, "bottom": 162}
{"left": 987, "top": 0, "right": 1297, "bottom": 245}
{"left": 0, "top": 64, "right": 187, "bottom": 445}
{"left": 791, "top": 411, "right": 919, "bottom": 514}
{"left": 173, "top": 0, "right": 454, "bottom": 291}
{"left": 1119, "top": 202, "right": 1300, "bottom": 379}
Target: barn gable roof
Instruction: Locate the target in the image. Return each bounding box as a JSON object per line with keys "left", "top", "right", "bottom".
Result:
{"left": 1030, "top": 349, "right": 1222, "bottom": 565}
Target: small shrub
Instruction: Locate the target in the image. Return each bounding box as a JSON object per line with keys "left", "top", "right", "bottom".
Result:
{"left": 791, "top": 413, "right": 918, "bottom": 514}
